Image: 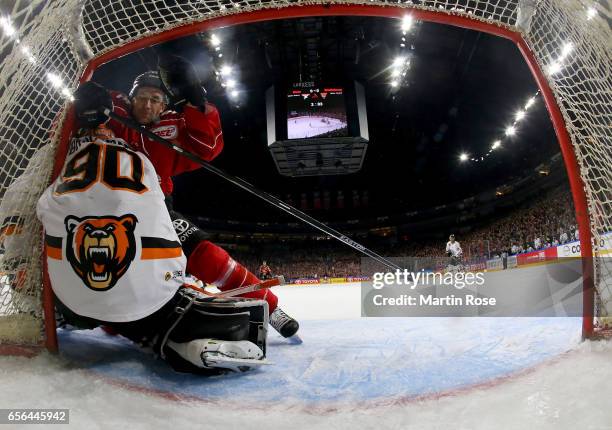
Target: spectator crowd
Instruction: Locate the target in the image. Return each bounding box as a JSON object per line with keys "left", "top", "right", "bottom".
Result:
{"left": 231, "top": 188, "right": 579, "bottom": 280}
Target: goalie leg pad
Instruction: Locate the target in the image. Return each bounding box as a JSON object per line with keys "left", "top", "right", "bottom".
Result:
{"left": 158, "top": 289, "right": 269, "bottom": 373}
{"left": 170, "top": 306, "right": 251, "bottom": 343}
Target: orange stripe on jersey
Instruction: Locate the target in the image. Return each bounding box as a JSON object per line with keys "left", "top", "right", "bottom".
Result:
{"left": 140, "top": 237, "right": 183, "bottom": 260}
{"left": 46, "top": 245, "right": 62, "bottom": 260}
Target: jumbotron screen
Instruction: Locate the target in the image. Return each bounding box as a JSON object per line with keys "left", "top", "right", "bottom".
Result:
{"left": 286, "top": 84, "right": 349, "bottom": 139}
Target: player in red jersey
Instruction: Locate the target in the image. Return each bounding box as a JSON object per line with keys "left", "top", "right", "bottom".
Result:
{"left": 258, "top": 261, "right": 273, "bottom": 280}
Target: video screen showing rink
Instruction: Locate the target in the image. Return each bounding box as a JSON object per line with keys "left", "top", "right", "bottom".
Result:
{"left": 286, "top": 85, "right": 349, "bottom": 139}
{"left": 287, "top": 115, "right": 348, "bottom": 139}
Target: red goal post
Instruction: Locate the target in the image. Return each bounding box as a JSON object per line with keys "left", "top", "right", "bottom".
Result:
{"left": 0, "top": 0, "right": 609, "bottom": 354}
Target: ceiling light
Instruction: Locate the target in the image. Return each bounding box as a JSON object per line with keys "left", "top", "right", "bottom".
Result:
{"left": 220, "top": 65, "right": 232, "bottom": 76}
{"left": 548, "top": 61, "right": 562, "bottom": 75}
{"left": 401, "top": 15, "right": 414, "bottom": 32}
{"left": 61, "top": 88, "right": 74, "bottom": 100}
{"left": 46, "top": 73, "right": 63, "bottom": 88}
{"left": 587, "top": 7, "right": 597, "bottom": 20}
{"left": 560, "top": 42, "right": 573, "bottom": 60}
{"left": 0, "top": 16, "right": 16, "bottom": 37}
{"left": 392, "top": 57, "right": 405, "bottom": 68}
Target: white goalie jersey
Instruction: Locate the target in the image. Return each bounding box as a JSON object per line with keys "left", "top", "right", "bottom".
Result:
{"left": 37, "top": 127, "right": 186, "bottom": 322}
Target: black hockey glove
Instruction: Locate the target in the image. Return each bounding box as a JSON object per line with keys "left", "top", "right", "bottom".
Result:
{"left": 158, "top": 55, "right": 207, "bottom": 109}
{"left": 73, "top": 81, "right": 112, "bottom": 128}
{"left": 447, "top": 251, "right": 453, "bottom": 257}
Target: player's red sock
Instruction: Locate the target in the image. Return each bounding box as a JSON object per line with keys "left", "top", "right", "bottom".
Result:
{"left": 186, "top": 240, "right": 278, "bottom": 313}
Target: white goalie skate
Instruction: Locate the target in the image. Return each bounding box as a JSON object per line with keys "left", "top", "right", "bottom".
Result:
{"left": 166, "top": 339, "right": 271, "bottom": 372}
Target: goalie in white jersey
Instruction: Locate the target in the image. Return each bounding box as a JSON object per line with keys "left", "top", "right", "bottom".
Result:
{"left": 37, "top": 126, "right": 269, "bottom": 373}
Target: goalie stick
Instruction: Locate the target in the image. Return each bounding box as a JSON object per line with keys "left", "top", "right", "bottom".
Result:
{"left": 98, "top": 107, "right": 403, "bottom": 272}
{"left": 184, "top": 276, "right": 284, "bottom": 298}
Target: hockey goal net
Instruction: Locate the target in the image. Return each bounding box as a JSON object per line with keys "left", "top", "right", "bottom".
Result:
{"left": 0, "top": 0, "right": 610, "bottom": 353}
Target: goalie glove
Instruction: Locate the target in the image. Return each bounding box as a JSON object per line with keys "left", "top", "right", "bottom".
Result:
{"left": 73, "top": 81, "right": 113, "bottom": 128}
{"left": 158, "top": 54, "right": 207, "bottom": 109}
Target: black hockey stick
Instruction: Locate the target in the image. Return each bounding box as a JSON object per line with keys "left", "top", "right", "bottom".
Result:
{"left": 101, "top": 108, "right": 402, "bottom": 271}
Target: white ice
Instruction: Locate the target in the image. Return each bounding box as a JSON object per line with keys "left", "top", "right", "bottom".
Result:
{"left": 1, "top": 282, "right": 611, "bottom": 430}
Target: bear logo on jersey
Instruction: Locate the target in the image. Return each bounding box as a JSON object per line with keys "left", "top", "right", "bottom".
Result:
{"left": 64, "top": 214, "right": 138, "bottom": 291}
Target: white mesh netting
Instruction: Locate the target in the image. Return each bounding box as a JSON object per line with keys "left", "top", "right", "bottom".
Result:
{"left": 0, "top": 0, "right": 610, "bottom": 348}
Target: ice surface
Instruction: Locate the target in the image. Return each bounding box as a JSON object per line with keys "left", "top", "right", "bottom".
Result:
{"left": 287, "top": 116, "right": 347, "bottom": 139}
{"left": 1, "top": 282, "right": 611, "bottom": 430}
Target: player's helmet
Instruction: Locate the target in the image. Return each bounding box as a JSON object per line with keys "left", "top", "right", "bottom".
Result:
{"left": 129, "top": 71, "right": 169, "bottom": 102}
